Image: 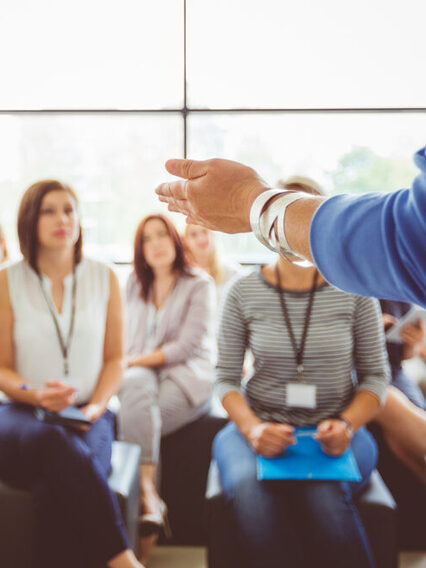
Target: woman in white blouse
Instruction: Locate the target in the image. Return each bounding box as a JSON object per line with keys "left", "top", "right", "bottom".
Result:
{"left": 0, "top": 180, "right": 145, "bottom": 568}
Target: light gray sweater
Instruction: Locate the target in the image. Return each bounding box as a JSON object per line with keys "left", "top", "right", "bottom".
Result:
{"left": 126, "top": 268, "right": 217, "bottom": 406}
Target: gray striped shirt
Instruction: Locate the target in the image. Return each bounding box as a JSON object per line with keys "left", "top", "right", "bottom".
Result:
{"left": 216, "top": 268, "right": 390, "bottom": 426}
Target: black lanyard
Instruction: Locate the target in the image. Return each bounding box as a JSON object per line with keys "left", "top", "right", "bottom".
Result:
{"left": 39, "top": 269, "right": 77, "bottom": 377}
{"left": 275, "top": 266, "right": 318, "bottom": 381}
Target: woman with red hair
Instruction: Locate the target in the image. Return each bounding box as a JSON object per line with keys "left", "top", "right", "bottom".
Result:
{"left": 118, "top": 214, "right": 215, "bottom": 561}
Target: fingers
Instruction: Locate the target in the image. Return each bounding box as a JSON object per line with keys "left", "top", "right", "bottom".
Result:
{"left": 164, "top": 158, "right": 208, "bottom": 180}
{"left": 166, "top": 197, "right": 190, "bottom": 215}
{"left": 156, "top": 179, "right": 188, "bottom": 202}
{"left": 44, "top": 380, "right": 70, "bottom": 388}
{"left": 321, "top": 445, "right": 345, "bottom": 457}
{"left": 382, "top": 313, "right": 397, "bottom": 329}
{"left": 315, "top": 420, "right": 333, "bottom": 438}
{"left": 252, "top": 436, "right": 290, "bottom": 457}
{"left": 249, "top": 423, "right": 296, "bottom": 456}
{"left": 257, "top": 444, "right": 287, "bottom": 458}
{"left": 275, "top": 424, "right": 295, "bottom": 434}
{"left": 400, "top": 322, "right": 424, "bottom": 344}
{"left": 39, "top": 383, "right": 76, "bottom": 412}
{"left": 315, "top": 420, "right": 349, "bottom": 456}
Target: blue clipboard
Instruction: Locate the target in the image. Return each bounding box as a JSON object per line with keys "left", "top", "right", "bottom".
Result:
{"left": 257, "top": 427, "right": 361, "bottom": 482}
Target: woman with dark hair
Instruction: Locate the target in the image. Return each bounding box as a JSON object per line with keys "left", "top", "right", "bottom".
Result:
{"left": 0, "top": 180, "right": 145, "bottom": 568}
{"left": 118, "top": 214, "right": 216, "bottom": 561}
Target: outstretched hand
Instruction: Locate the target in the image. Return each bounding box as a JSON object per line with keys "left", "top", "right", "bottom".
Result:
{"left": 155, "top": 158, "right": 268, "bottom": 233}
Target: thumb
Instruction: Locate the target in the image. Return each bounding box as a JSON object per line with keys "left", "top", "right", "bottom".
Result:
{"left": 165, "top": 158, "right": 208, "bottom": 180}
{"left": 317, "top": 420, "right": 333, "bottom": 433}
{"left": 276, "top": 424, "right": 294, "bottom": 435}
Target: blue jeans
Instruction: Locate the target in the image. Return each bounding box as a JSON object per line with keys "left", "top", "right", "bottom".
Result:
{"left": 213, "top": 422, "right": 377, "bottom": 568}
{"left": 0, "top": 403, "right": 128, "bottom": 568}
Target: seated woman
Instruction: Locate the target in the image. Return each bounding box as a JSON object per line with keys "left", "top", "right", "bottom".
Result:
{"left": 213, "top": 176, "right": 393, "bottom": 568}
{"left": 118, "top": 214, "right": 216, "bottom": 559}
{"left": 214, "top": 254, "right": 389, "bottom": 568}
{"left": 380, "top": 299, "right": 425, "bottom": 410}
{"left": 184, "top": 223, "right": 241, "bottom": 307}
{"left": 370, "top": 300, "right": 426, "bottom": 489}
{"left": 0, "top": 181, "right": 144, "bottom": 568}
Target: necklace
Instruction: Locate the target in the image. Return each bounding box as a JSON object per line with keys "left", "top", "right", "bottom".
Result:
{"left": 275, "top": 266, "right": 319, "bottom": 381}
{"left": 38, "top": 268, "right": 77, "bottom": 377}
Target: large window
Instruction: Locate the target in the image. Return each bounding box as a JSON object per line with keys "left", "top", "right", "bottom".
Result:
{"left": 1, "top": 0, "right": 425, "bottom": 262}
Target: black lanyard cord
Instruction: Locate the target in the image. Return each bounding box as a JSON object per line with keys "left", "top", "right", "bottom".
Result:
{"left": 38, "top": 269, "right": 77, "bottom": 377}
{"left": 275, "top": 266, "right": 319, "bottom": 379}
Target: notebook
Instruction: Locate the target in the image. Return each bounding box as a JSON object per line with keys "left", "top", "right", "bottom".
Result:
{"left": 257, "top": 427, "right": 361, "bottom": 481}
{"left": 34, "top": 406, "right": 92, "bottom": 428}
{"left": 385, "top": 306, "right": 426, "bottom": 344}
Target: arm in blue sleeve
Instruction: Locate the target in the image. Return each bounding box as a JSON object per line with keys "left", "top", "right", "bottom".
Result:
{"left": 310, "top": 147, "right": 426, "bottom": 307}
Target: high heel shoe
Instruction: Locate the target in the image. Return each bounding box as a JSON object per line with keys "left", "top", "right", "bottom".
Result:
{"left": 138, "top": 499, "right": 172, "bottom": 539}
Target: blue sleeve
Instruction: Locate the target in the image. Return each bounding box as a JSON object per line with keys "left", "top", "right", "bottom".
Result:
{"left": 310, "top": 147, "right": 426, "bottom": 307}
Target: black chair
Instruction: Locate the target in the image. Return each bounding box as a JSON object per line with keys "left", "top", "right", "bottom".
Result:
{"left": 369, "top": 423, "right": 426, "bottom": 552}
{"left": 159, "top": 413, "right": 228, "bottom": 546}
{"left": 0, "top": 440, "right": 140, "bottom": 568}
{"left": 205, "top": 461, "right": 398, "bottom": 568}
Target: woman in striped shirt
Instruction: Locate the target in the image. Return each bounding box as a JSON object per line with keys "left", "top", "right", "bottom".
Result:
{"left": 214, "top": 253, "right": 388, "bottom": 568}
{"left": 213, "top": 177, "right": 390, "bottom": 568}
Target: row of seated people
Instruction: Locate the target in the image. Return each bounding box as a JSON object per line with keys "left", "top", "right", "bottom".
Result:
{"left": 0, "top": 179, "right": 424, "bottom": 568}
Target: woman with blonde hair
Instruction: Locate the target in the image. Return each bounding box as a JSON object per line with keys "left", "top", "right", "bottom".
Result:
{"left": 184, "top": 224, "right": 241, "bottom": 306}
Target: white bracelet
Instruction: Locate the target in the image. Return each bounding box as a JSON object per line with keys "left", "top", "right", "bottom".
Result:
{"left": 250, "top": 189, "right": 284, "bottom": 250}
{"left": 250, "top": 189, "right": 310, "bottom": 265}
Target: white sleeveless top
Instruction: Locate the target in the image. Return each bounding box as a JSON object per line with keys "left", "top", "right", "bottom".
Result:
{"left": 7, "top": 258, "right": 110, "bottom": 404}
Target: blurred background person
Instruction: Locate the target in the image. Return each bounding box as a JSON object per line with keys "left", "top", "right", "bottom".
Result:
{"left": 118, "top": 214, "right": 216, "bottom": 563}
{"left": 380, "top": 300, "right": 425, "bottom": 410}
{"left": 184, "top": 223, "right": 241, "bottom": 308}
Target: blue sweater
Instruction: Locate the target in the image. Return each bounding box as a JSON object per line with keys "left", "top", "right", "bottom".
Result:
{"left": 310, "top": 147, "right": 426, "bottom": 307}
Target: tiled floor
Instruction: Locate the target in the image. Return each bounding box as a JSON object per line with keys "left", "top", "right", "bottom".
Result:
{"left": 400, "top": 552, "right": 426, "bottom": 568}
{"left": 149, "top": 546, "right": 205, "bottom": 568}
{"left": 148, "top": 546, "right": 426, "bottom": 568}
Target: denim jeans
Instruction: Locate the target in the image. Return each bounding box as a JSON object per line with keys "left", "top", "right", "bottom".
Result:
{"left": 213, "top": 422, "right": 377, "bottom": 568}
{"left": 0, "top": 403, "right": 128, "bottom": 568}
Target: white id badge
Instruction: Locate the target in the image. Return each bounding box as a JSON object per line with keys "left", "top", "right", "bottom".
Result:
{"left": 287, "top": 383, "right": 317, "bottom": 409}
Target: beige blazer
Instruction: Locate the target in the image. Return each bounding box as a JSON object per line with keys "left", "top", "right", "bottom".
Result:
{"left": 125, "top": 268, "right": 216, "bottom": 406}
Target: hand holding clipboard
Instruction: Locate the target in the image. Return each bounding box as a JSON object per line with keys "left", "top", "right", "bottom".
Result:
{"left": 257, "top": 427, "right": 361, "bottom": 482}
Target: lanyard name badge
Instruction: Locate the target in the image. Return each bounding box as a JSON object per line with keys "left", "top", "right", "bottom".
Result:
{"left": 275, "top": 266, "right": 318, "bottom": 409}
{"left": 39, "top": 269, "right": 77, "bottom": 377}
